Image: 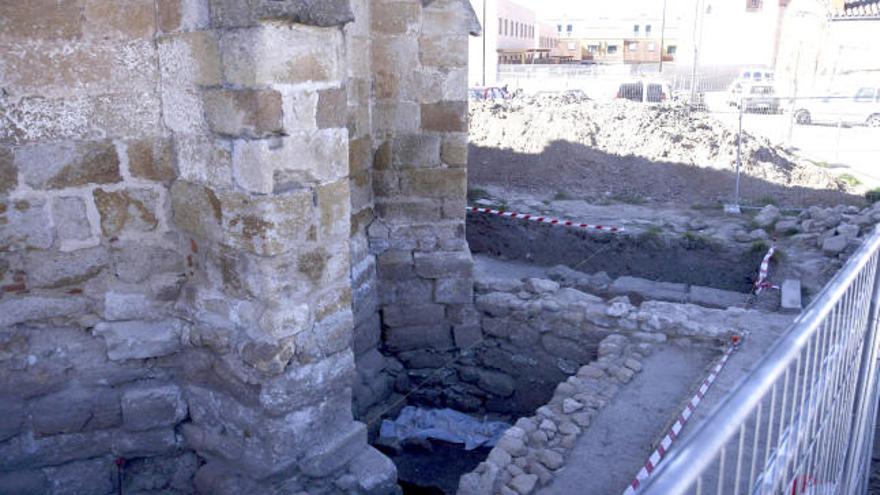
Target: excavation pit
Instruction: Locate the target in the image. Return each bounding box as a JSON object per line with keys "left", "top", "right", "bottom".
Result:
{"left": 467, "top": 213, "right": 771, "bottom": 293}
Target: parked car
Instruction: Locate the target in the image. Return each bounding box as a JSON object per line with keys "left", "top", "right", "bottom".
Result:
{"left": 793, "top": 86, "right": 880, "bottom": 127}
{"left": 727, "top": 82, "right": 780, "bottom": 113}
{"left": 615, "top": 80, "right": 671, "bottom": 104}
{"left": 469, "top": 86, "right": 513, "bottom": 101}
{"left": 737, "top": 68, "right": 774, "bottom": 84}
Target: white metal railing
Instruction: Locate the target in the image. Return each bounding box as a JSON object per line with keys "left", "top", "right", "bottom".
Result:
{"left": 640, "top": 225, "right": 880, "bottom": 495}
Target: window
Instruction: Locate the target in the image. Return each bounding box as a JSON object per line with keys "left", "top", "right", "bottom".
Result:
{"left": 557, "top": 24, "right": 562, "bottom": 33}
{"left": 667, "top": 45, "right": 677, "bottom": 55}
{"left": 855, "top": 87, "right": 876, "bottom": 103}
{"left": 499, "top": 18, "right": 503, "bottom": 35}
{"left": 746, "top": 0, "right": 763, "bottom": 10}
{"left": 567, "top": 24, "right": 573, "bottom": 33}
{"left": 504, "top": 19, "right": 508, "bottom": 35}
{"left": 628, "top": 42, "right": 638, "bottom": 51}
{"left": 607, "top": 45, "right": 619, "bottom": 54}
{"left": 634, "top": 24, "right": 640, "bottom": 34}
{"left": 646, "top": 25, "right": 652, "bottom": 36}
{"left": 588, "top": 45, "right": 599, "bottom": 53}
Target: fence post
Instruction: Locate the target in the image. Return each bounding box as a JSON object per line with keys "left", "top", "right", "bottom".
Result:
{"left": 841, "top": 247, "right": 880, "bottom": 494}
{"left": 735, "top": 96, "right": 743, "bottom": 208}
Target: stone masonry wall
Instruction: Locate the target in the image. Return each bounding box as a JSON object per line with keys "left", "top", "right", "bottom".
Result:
{"left": 0, "top": 0, "right": 486, "bottom": 493}
{"left": 364, "top": 0, "right": 483, "bottom": 425}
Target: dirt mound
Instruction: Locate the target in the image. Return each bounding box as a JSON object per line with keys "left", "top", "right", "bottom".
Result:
{"left": 468, "top": 95, "right": 853, "bottom": 206}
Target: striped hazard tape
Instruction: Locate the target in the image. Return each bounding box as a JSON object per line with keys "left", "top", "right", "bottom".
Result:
{"left": 754, "top": 244, "right": 779, "bottom": 295}
{"left": 467, "top": 206, "right": 625, "bottom": 233}
{"left": 622, "top": 343, "right": 738, "bottom": 495}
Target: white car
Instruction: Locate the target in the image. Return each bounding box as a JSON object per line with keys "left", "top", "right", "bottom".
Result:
{"left": 793, "top": 86, "right": 880, "bottom": 127}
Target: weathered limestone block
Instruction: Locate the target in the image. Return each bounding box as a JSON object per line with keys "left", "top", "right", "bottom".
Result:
{"left": 401, "top": 168, "right": 467, "bottom": 198}
{"left": 260, "top": 350, "right": 356, "bottom": 415}
{"left": 16, "top": 141, "right": 121, "bottom": 190}
{"left": 392, "top": 134, "right": 442, "bottom": 169}
{"left": 373, "top": 101, "right": 421, "bottom": 133}
{"left": 93, "top": 188, "right": 160, "bottom": 237}
{"left": 175, "top": 136, "right": 234, "bottom": 189}
{"left": 414, "top": 250, "right": 472, "bottom": 278}
{"left": 203, "top": 89, "right": 284, "bottom": 138}
{"left": 371, "top": 1, "right": 421, "bottom": 34}
{"left": 419, "top": 36, "right": 468, "bottom": 69}
{"left": 608, "top": 276, "right": 688, "bottom": 303}
{"left": 0, "top": 401, "right": 24, "bottom": 442}
{"left": 21, "top": 246, "right": 106, "bottom": 289}
{"left": 317, "top": 87, "right": 348, "bottom": 129}
{"left": 122, "top": 384, "right": 188, "bottom": 431}
{"left": 43, "top": 457, "right": 115, "bottom": 495}
{"left": 0, "top": 295, "right": 90, "bottom": 327}
{"left": 377, "top": 250, "right": 416, "bottom": 280}
{"left": 347, "top": 445, "right": 400, "bottom": 495}
{"left": 0, "top": 430, "right": 115, "bottom": 470}
{"left": 51, "top": 196, "right": 94, "bottom": 247}
{"left": 240, "top": 340, "right": 296, "bottom": 375}
{"left": 113, "top": 427, "right": 181, "bottom": 458}
{"left": 127, "top": 138, "right": 176, "bottom": 182}
{"left": 110, "top": 241, "right": 183, "bottom": 283}
{"left": 83, "top": 0, "right": 157, "bottom": 39}
{"left": 384, "top": 324, "right": 454, "bottom": 352}
{"left": 0, "top": 0, "right": 85, "bottom": 40}
{"left": 383, "top": 303, "right": 445, "bottom": 327}
{"left": 421, "top": 101, "right": 468, "bottom": 132}
{"left": 31, "top": 389, "right": 121, "bottom": 436}
{"left": 435, "top": 277, "right": 474, "bottom": 304}
{"left": 220, "top": 24, "right": 344, "bottom": 86}
{"left": 93, "top": 319, "right": 188, "bottom": 361}
{"left": 299, "top": 421, "right": 367, "bottom": 477}
{"left": 0, "top": 470, "right": 48, "bottom": 495}
{"left": 209, "top": 0, "right": 355, "bottom": 28}
{"left": 441, "top": 133, "right": 468, "bottom": 167}
{"left": 232, "top": 131, "right": 347, "bottom": 193}
{"left": 157, "top": 30, "right": 222, "bottom": 87}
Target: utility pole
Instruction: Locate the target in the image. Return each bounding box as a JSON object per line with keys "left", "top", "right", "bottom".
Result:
{"left": 689, "top": 0, "right": 702, "bottom": 105}
{"left": 482, "top": 0, "right": 488, "bottom": 86}
{"left": 659, "top": 0, "right": 668, "bottom": 72}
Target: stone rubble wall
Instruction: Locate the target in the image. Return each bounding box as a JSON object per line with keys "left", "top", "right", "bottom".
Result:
{"left": 0, "top": 0, "right": 485, "bottom": 492}
{"left": 457, "top": 333, "right": 657, "bottom": 495}
{"left": 380, "top": 269, "right": 794, "bottom": 422}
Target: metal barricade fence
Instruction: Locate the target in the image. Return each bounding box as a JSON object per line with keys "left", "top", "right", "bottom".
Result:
{"left": 641, "top": 225, "right": 880, "bottom": 495}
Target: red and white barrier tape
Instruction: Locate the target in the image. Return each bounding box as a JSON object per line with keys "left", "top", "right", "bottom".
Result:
{"left": 754, "top": 244, "right": 779, "bottom": 295}
{"left": 622, "top": 344, "right": 738, "bottom": 495}
{"left": 467, "top": 206, "right": 625, "bottom": 233}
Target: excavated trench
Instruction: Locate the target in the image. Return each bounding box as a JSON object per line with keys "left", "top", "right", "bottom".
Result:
{"left": 467, "top": 214, "right": 766, "bottom": 293}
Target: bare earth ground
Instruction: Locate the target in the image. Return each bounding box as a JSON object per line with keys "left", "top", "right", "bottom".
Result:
{"left": 469, "top": 96, "right": 861, "bottom": 208}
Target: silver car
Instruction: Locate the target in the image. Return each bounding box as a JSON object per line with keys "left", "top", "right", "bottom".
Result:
{"left": 793, "top": 86, "right": 880, "bottom": 127}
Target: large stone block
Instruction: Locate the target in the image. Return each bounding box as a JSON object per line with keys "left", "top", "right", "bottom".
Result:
{"left": 259, "top": 350, "right": 356, "bottom": 415}
{"left": 317, "top": 87, "right": 348, "bottom": 129}
{"left": 0, "top": 430, "right": 114, "bottom": 470}
{"left": 93, "top": 319, "right": 188, "bottom": 361}
{"left": 421, "top": 101, "right": 468, "bottom": 132}
{"left": 24, "top": 246, "right": 108, "bottom": 288}
{"left": 0, "top": 0, "right": 84, "bottom": 39}
{"left": 43, "top": 457, "right": 115, "bottom": 495}
{"left": 384, "top": 324, "right": 453, "bottom": 352}
{"left": 414, "top": 250, "right": 472, "bottom": 278}
{"left": 371, "top": 1, "right": 421, "bottom": 34}
{"left": 51, "top": 196, "right": 94, "bottom": 247}
{"left": 113, "top": 428, "right": 180, "bottom": 458}
{"left": 203, "top": 89, "right": 284, "bottom": 138}
{"left": 93, "top": 188, "right": 160, "bottom": 237}
{"left": 0, "top": 400, "right": 24, "bottom": 442}
{"left": 435, "top": 277, "right": 473, "bottom": 304}
{"left": 158, "top": 0, "right": 211, "bottom": 32}
{"left": 158, "top": 31, "right": 222, "bottom": 87}
{"left": 84, "top": 0, "right": 156, "bottom": 38}
{"left": 175, "top": 136, "right": 234, "bottom": 189}
{"left": 348, "top": 445, "right": 399, "bottom": 495}
{"left": 401, "top": 168, "right": 466, "bottom": 198}
{"left": 209, "top": 0, "right": 355, "bottom": 28}
{"left": 316, "top": 179, "right": 352, "bottom": 240}
{"left": 16, "top": 141, "right": 121, "bottom": 190}
{"left": 0, "top": 470, "right": 48, "bottom": 495}
{"left": 608, "top": 276, "right": 688, "bottom": 303}
{"left": 0, "top": 199, "right": 54, "bottom": 250}
{"left": 127, "top": 138, "right": 176, "bottom": 182}
{"left": 441, "top": 133, "right": 468, "bottom": 167}
{"left": 393, "top": 134, "right": 441, "bottom": 169}
{"left": 110, "top": 241, "right": 184, "bottom": 283}
{"left": 122, "top": 384, "right": 188, "bottom": 431}
{"left": 373, "top": 101, "right": 421, "bottom": 133}
{"left": 0, "top": 147, "right": 16, "bottom": 194}
{"left": 31, "top": 389, "right": 121, "bottom": 436}
{"left": 104, "top": 291, "right": 164, "bottom": 321}
{"left": 383, "top": 302, "right": 446, "bottom": 328}
{"left": 0, "top": 295, "right": 90, "bottom": 327}
{"left": 299, "top": 421, "right": 367, "bottom": 477}
{"left": 233, "top": 131, "right": 348, "bottom": 194}
{"left": 419, "top": 36, "right": 468, "bottom": 69}
{"left": 220, "top": 24, "right": 344, "bottom": 86}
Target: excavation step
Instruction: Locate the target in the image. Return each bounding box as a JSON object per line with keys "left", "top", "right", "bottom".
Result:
{"left": 781, "top": 279, "right": 803, "bottom": 311}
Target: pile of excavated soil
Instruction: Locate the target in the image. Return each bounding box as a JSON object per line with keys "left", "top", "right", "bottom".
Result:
{"left": 468, "top": 95, "right": 856, "bottom": 206}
